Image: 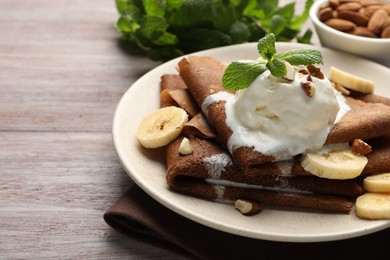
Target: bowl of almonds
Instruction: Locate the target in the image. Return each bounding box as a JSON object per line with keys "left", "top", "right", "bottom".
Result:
{"left": 310, "top": 0, "right": 390, "bottom": 67}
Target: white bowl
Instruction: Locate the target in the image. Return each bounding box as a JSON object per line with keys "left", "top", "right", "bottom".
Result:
{"left": 310, "top": 0, "right": 390, "bottom": 67}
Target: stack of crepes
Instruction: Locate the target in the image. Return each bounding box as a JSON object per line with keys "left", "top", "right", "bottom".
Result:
{"left": 159, "top": 56, "right": 390, "bottom": 214}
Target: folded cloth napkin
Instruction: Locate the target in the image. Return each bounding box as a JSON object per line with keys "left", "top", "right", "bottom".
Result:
{"left": 104, "top": 182, "right": 389, "bottom": 259}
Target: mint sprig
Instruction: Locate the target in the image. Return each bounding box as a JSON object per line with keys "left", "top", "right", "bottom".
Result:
{"left": 115, "top": 0, "right": 314, "bottom": 61}
{"left": 222, "top": 33, "right": 323, "bottom": 91}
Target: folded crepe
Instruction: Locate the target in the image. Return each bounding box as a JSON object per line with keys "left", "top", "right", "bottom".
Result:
{"left": 159, "top": 56, "right": 390, "bottom": 214}
{"left": 177, "top": 56, "right": 390, "bottom": 173}
{"left": 166, "top": 136, "right": 360, "bottom": 213}
{"left": 165, "top": 132, "right": 390, "bottom": 214}
{"left": 161, "top": 72, "right": 390, "bottom": 178}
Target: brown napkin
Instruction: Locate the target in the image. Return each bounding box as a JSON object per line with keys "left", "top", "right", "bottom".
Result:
{"left": 104, "top": 182, "right": 389, "bottom": 259}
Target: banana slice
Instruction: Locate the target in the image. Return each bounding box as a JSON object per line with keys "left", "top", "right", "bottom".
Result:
{"left": 301, "top": 148, "right": 367, "bottom": 179}
{"left": 356, "top": 193, "right": 390, "bottom": 220}
{"left": 137, "top": 106, "right": 188, "bottom": 148}
{"left": 329, "top": 66, "right": 374, "bottom": 94}
{"left": 363, "top": 173, "right": 390, "bottom": 192}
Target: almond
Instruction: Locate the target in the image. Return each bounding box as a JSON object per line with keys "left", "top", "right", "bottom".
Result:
{"left": 360, "top": 1, "right": 384, "bottom": 7}
{"left": 364, "top": 5, "right": 382, "bottom": 17}
{"left": 319, "top": 7, "right": 334, "bottom": 21}
{"left": 301, "top": 81, "right": 317, "bottom": 98}
{"left": 325, "top": 18, "right": 357, "bottom": 31}
{"left": 337, "top": 2, "right": 362, "bottom": 12}
{"left": 381, "top": 26, "right": 390, "bottom": 38}
{"left": 352, "top": 139, "right": 372, "bottom": 156}
{"left": 350, "top": 26, "right": 377, "bottom": 37}
{"left": 329, "top": 0, "right": 341, "bottom": 9}
{"left": 178, "top": 137, "right": 193, "bottom": 155}
{"left": 234, "top": 199, "right": 262, "bottom": 216}
{"left": 307, "top": 64, "right": 325, "bottom": 79}
{"left": 338, "top": 10, "right": 369, "bottom": 26}
{"left": 383, "top": 4, "right": 390, "bottom": 16}
{"left": 283, "top": 61, "right": 295, "bottom": 81}
{"left": 332, "top": 82, "right": 351, "bottom": 95}
{"left": 368, "top": 9, "right": 389, "bottom": 34}
{"left": 339, "top": 0, "right": 359, "bottom": 4}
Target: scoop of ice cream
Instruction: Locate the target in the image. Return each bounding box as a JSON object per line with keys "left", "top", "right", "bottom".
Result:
{"left": 225, "top": 66, "right": 346, "bottom": 158}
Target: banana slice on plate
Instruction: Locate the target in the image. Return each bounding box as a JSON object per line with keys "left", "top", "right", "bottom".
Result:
{"left": 363, "top": 173, "right": 390, "bottom": 193}
{"left": 356, "top": 193, "right": 390, "bottom": 220}
{"left": 329, "top": 66, "right": 374, "bottom": 94}
{"left": 137, "top": 106, "right": 188, "bottom": 148}
{"left": 301, "top": 147, "right": 368, "bottom": 180}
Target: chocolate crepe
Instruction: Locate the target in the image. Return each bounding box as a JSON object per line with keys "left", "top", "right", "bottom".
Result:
{"left": 178, "top": 56, "right": 390, "bottom": 172}
{"left": 158, "top": 56, "right": 390, "bottom": 215}
{"left": 166, "top": 135, "right": 364, "bottom": 213}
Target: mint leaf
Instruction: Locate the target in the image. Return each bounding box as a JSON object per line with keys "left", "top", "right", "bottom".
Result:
{"left": 213, "top": 3, "right": 236, "bottom": 32}
{"left": 143, "top": 0, "right": 165, "bottom": 17}
{"left": 166, "top": 0, "right": 185, "bottom": 9}
{"left": 290, "top": 0, "right": 314, "bottom": 30}
{"left": 275, "top": 2, "right": 295, "bottom": 21}
{"left": 257, "top": 33, "right": 276, "bottom": 61}
{"left": 176, "top": 28, "right": 232, "bottom": 53}
{"left": 168, "top": 0, "right": 215, "bottom": 28}
{"left": 266, "top": 58, "right": 286, "bottom": 78}
{"left": 222, "top": 61, "right": 267, "bottom": 91}
{"left": 139, "top": 16, "right": 178, "bottom": 46}
{"left": 269, "top": 15, "right": 287, "bottom": 36}
{"left": 228, "top": 21, "right": 251, "bottom": 44}
{"left": 297, "top": 29, "right": 313, "bottom": 44}
{"left": 275, "top": 49, "right": 323, "bottom": 65}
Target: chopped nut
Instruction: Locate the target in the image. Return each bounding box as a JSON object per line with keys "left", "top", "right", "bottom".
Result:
{"left": 301, "top": 81, "right": 317, "bottom": 98}
{"left": 307, "top": 64, "right": 325, "bottom": 79}
{"left": 283, "top": 61, "right": 295, "bottom": 81}
{"left": 265, "top": 112, "right": 279, "bottom": 120}
{"left": 332, "top": 82, "right": 351, "bottom": 95}
{"left": 234, "top": 199, "right": 262, "bottom": 216}
{"left": 352, "top": 139, "right": 372, "bottom": 155}
{"left": 179, "top": 137, "right": 193, "bottom": 155}
{"left": 255, "top": 105, "right": 266, "bottom": 112}
{"left": 299, "top": 69, "right": 309, "bottom": 75}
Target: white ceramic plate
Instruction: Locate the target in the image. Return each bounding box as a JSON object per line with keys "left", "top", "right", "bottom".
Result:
{"left": 112, "top": 43, "right": 390, "bottom": 242}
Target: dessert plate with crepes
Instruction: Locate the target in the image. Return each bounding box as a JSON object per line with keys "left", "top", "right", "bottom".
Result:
{"left": 112, "top": 41, "right": 390, "bottom": 242}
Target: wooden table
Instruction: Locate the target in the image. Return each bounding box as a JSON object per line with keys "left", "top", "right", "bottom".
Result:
{"left": 0, "top": 0, "right": 324, "bottom": 258}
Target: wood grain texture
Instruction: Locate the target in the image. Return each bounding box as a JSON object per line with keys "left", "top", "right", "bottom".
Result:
{"left": 0, "top": 0, "right": 311, "bottom": 258}
{"left": 0, "top": 0, "right": 181, "bottom": 258}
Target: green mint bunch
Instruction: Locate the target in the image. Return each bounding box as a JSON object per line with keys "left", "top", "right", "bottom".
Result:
{"left": 115, "top": 0, "right": 314, "bottom": 61}
{"left": 222, "top": 33, "right": 323, "bottom": 91}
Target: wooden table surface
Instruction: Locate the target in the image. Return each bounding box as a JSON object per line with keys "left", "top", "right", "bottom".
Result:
{"left": 0, "top": 0, "right": 339, "bottom": 258}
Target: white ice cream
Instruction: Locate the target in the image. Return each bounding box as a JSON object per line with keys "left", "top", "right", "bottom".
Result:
{"left": 218, "top": 67, "right": 350, "bottom": 159}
